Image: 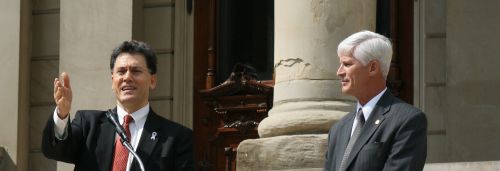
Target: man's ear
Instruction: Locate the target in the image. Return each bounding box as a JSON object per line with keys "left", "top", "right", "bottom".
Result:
{"left": 111, "top": 72, "right": 115, "bottom": 89}
{"left": 369, "top": 60, "right": 381, "bottom": 75}
{"left": 150, "top": 74, "right": 158, "bottom": 90}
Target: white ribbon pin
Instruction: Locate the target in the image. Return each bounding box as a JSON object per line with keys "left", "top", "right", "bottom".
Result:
{"left": 151, "top": 132, "right": 157, "bottom": 140}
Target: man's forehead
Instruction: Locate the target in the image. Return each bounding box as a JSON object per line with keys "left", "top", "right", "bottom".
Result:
{"left": 113, "top": 59, "right": 147, "bottom": 69}
{"left": 115, "top": 54, "right": 146, "bottom": 63}
{"left": 338, "top": 56, "right": 356, "bottom": 60}
{"left": 114, "top": 65, "right": 143, "bottom": 68}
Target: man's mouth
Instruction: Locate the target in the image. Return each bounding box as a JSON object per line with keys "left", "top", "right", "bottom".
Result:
{"left": 340, "top": 78, "right": 349, "bottom": 85}
{"left": 121, "top": 86, "right": 136, "bottom": 92}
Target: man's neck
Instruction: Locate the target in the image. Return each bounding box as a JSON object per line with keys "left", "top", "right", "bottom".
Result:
{"left": 117, "top": 102, "right": 148, "bottom": 114}
{"left": 357, "top": 85, "right": 386, "bottom": 106}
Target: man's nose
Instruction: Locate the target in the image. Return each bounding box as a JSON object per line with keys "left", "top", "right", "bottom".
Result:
{"left": 336, "top": 66, "right": 344, "bottom": 77}
{"left": 123, "top": 70, "right": 133, "bottom": 81}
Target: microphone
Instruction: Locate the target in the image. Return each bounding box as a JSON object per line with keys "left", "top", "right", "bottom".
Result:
{"left": 106, "top": 110, "right": 129, "bottom": 143}
{"left": 106, "top": 109, "right": 146, "bottom": 171}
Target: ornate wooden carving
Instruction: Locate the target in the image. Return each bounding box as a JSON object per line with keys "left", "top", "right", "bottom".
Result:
{"left": 200, "top": 63, "right": 273, "bottom": 171}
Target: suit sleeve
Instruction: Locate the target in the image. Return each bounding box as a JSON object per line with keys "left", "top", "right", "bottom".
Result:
{"left": 174, "top": 128, "right": 196, "bottom": 171}
{"left": 42, "top": 111, "right": 85, "bottom": 163}
{"left": 383, "top": 111, "right": 427, "bottom": 171}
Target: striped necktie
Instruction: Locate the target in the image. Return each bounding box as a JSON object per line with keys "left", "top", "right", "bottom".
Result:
{"left": 112, "top": 114, "right": 134, "bottom": 171}
{"left": 339, "top": 108, "right": 365, "bottom": 171}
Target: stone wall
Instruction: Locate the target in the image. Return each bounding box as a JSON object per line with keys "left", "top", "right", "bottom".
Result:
{"left": 414, "top": 0, "right": 500, "bottom": 163}
{"left": 445, "top": 0, "right": 500, "bottom": 162}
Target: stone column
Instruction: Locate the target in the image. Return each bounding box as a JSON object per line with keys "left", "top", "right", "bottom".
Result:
{"left": 57, "top": 1, "right": 135, "bottom": 170}
{"left": 0, "top": 0, "right": 30, "bottom": 171}
{"left": 237, "top": 0, "right": 376, "bottom": 170}
{"left": 173, "top": 0, "right": 195, "bottom": 128}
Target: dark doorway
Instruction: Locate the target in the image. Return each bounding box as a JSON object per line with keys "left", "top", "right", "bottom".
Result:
{"left": 377, "top": 0, "right": 414, "bottom": 104}
{"left": 193, "top": 1, "right": 274, "bottom": 171}
{"left": 216, "top": 0, "right": 274, "bottom": 84}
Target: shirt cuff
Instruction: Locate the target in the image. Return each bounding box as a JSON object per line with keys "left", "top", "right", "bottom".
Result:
{"left": 53, "top": 107, "right": 69, "bottom": 140}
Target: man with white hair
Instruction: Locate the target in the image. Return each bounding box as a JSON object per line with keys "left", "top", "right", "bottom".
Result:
{"left": 324, "top": 30, "right": 427, "bottom": 171}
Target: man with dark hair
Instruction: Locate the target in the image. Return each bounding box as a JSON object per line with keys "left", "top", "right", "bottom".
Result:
{"left": 42, "top": 40, "right": 195, "bottom": 171}
{"left": 110, "top": 40, "right": 158, "bottom": 75}
{"left": 324, "top": 31, "right": 427, "bottom": 171}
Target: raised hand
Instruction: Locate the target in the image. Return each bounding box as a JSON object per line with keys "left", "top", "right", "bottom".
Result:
{"left": 53, "top": 72, "right": 72, "bottom": 119}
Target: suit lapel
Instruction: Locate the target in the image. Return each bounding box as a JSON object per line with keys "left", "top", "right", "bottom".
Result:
{"left": 345, "top": 91, "right": 394, "bottom": 168}
{"left": 131, "top": 109, "right": 161, "bottom": 170}
{"left": 334, "top": 112, "right": 355, "bottom": 170}
{"left": 96, "top": 108, "right": 118, "bottom": 171}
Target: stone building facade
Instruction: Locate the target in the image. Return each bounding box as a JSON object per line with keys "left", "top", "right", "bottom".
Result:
{"left": 1, "top": 0, "right": 500, "bottom": 170}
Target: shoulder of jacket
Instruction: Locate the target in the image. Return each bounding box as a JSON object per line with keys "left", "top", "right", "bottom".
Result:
{"left": 150, "top": 112, "right": 193, "bottom": 133}
{"left": 74, "top": 110, "right": 107, "bottom": 118}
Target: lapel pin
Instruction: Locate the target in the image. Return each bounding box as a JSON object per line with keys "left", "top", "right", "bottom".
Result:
{"left": 151, "top": 132, "right": 157, "bottom": 140}
{"left": 375, "top": 120, "right": 380, "bottom": 125}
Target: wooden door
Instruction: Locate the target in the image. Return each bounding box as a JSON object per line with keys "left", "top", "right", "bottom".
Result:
{"left": 378, "top": 0, "right": 414, "bottom": 104}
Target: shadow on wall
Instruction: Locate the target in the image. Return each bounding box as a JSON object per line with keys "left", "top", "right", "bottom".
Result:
{"left": 0, "top": 146, "right": 16, "bottom": 171}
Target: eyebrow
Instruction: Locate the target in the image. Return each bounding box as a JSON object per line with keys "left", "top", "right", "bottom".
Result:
{"left": 115, "top": 66, "right": 146, "bottom": 70}
{"left": 340, "top": 58, "right": 353, "bottom": 62}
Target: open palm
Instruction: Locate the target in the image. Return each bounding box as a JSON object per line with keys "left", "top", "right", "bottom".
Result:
{"left": 53, "top": 72, "right": 72, "bottom": 118}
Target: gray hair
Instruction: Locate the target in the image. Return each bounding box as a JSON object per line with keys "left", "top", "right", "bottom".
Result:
{"left": 337, "top": 30, "right": 393, "bottom": 79}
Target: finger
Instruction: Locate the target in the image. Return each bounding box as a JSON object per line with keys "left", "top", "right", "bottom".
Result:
{"left": 54, "top": 78, "right": 58, "bottom": 93}
{"left": 54, "top": 79, "right": 62, "bottom": 97}
{"left": 59, "top": 97, "right": 65, "bottom": 105}
{"left": 62, "top": 72, "right": 71, "bottom": 89}
{"left": 55, "top": 87, "right": 62, "bottom": 102}
{"left": 61, "top": 85, "right": 69, "bottom": 99}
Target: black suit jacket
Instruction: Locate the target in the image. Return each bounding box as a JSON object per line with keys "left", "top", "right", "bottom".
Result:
{"left": 324, "top": 91, "right": 427, "bottom": 171}
{"left": 42, "top": 108, "right": 195, "bottom": 171}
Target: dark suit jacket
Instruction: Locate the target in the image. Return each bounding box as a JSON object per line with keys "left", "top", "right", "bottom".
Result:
{"left": 42, "top": 108, "right": 195, "bottom": 171}
{"left": 324, "top": 91, "right": 427, "bottom": 171}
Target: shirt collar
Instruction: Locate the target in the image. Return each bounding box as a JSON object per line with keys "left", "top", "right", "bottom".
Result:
{"left": 116, "top": 103, "right": 149, "bottom": 128}
{"left": 356, "top": 88, "right": 387, "bottom": 121}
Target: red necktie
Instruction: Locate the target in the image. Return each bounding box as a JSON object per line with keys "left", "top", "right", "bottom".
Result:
{"left": 112, "top": 115, "right": 134, "bottom": 171}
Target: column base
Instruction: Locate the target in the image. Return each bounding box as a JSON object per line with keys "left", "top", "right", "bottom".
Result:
{"left": 258, "top": 100, "right": 353, "bottom": 138}
{"left": 236, "top": 134, "right": 327, "bottom": 171}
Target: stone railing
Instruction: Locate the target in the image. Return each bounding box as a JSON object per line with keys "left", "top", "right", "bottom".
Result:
{"left": 240, "top": 161, "right": 500, "bottom": 171}
{"left": 424, "top": 161, "right": 500, "bottom": 171}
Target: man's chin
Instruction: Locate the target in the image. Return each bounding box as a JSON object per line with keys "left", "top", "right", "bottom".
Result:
{"left": 341, "top": 88, "right": 351, "bottom": 95}
{"left": 117, "top": 96, "right": 137, "bottom": 104}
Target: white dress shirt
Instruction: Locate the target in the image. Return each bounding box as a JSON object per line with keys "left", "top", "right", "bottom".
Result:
{"left": 53, "top": 104, "right": 150, "bottom": 171}
{"left": 351, "top": 88, "right": 387, "bottom": 136}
